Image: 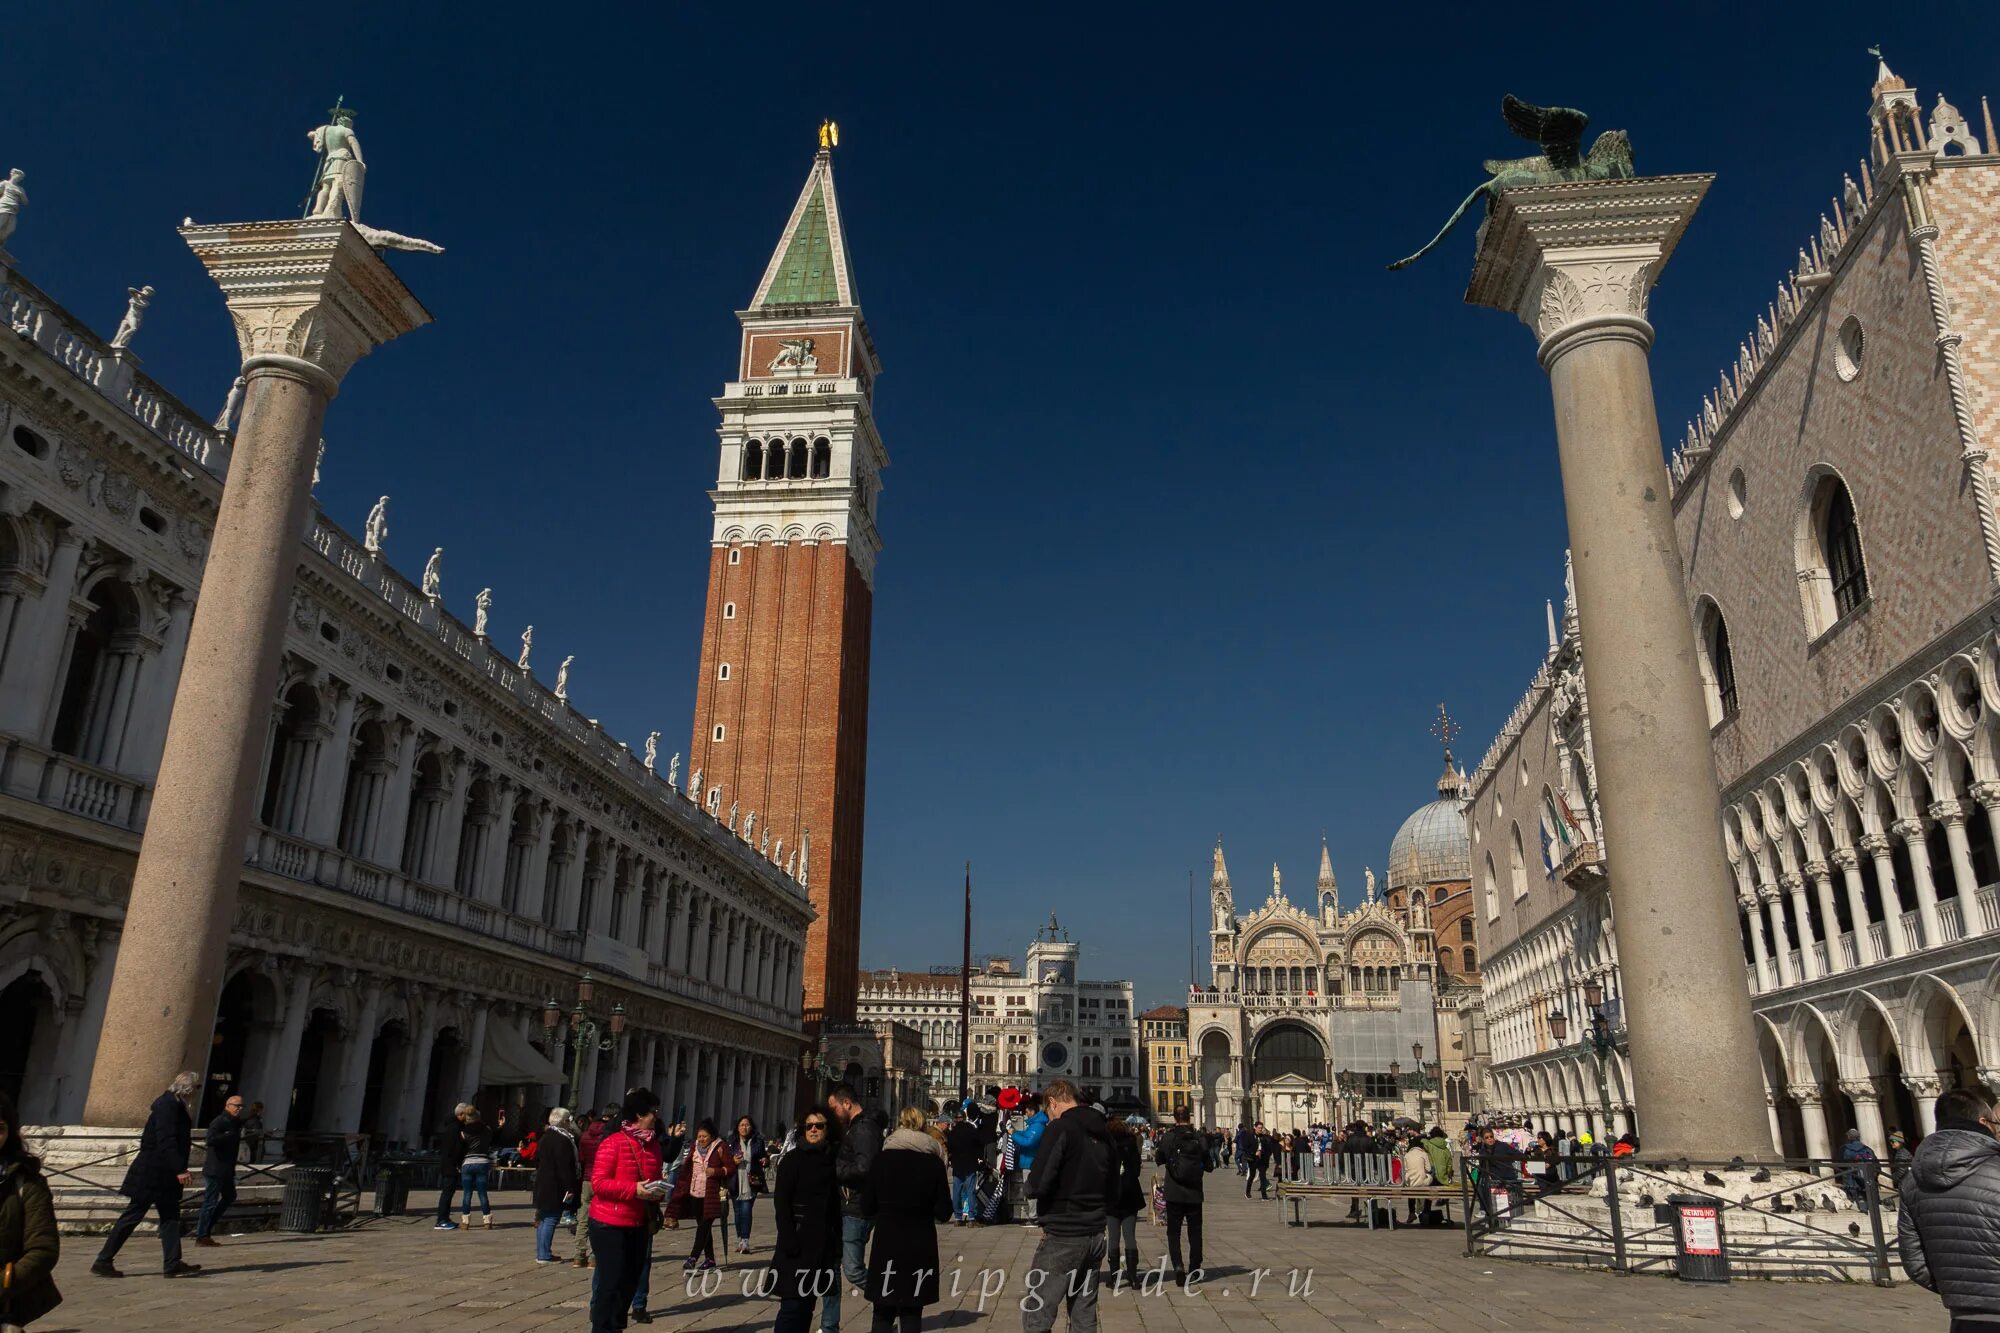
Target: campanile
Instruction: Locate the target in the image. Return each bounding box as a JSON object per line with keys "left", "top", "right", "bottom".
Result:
{"left": 689, "top": 139, "right": 885, "bottom": 1031}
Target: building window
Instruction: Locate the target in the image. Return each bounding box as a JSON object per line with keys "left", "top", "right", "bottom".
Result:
{"left": 712, "top": 725, "right": 726, "bottom": 742}
{"left": 1797, "top": 471, "right": 1869, "bottom": 635}
{"left": 1362, "top": 1073, "right": 1399, "bottom": 1100}
{"left": 1695, "top": 598, "right": 1739, "bottom": 725}
{"left": 1463, "top": 947, "right": 1478, "bottom": 971}
{"left": 742, "top": 440, "right": 764, "bottom": 481}
{"left": 1458, "top": 917, "right": 1473, "bottom": 941}
{"left": 717, "top": 663, "right": 731, "bottom": 681}
{"left": 1508, "top": 825, "right": 1528, "bottom": 899}
{"left": 811, "top": 437, "right": 832, "bottom": 479}
{"left": 1483, "top": 853, "right": 1500, "bottom": 920}
{"left": 728, "top": 548, "right": 742, "bottom": 565}
{"left": 723, "top": 602, "right": 736, "bottom": 619}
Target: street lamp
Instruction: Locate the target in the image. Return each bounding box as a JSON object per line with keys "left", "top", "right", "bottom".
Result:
{"left": 1552, "top": 977, "right": 1621, "bottom": 1142}
{"left": 544, "top": 972, "right": 624, "bottom": 1109}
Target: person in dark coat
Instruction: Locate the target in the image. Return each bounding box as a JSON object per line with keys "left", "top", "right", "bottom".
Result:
{"left": 1153, "top": 1105, "right": 1211, "bottom": 1282}
{"left": 773, "top": 1105, "right": 843, "bottom": 1333}
{"left": 821, "top": 1082, "right": 886, "bottom": 1333}
{"left": 194, "top": 1091, "right": 246, "bottom": 1245}
{"left": 532, "top": 1108, "right": 581, "bottom": 1263}
{"left": 91, "top": 1070, "right": 201, "bottom": 1278}
{"left": 434, "top": 1103, "right": 474, "bottom": 1231}
{"left": 859, "top": 1109, "right": 952, "bottom": 1333}
{"left": 0, "top": 1091, "right": 60, "bottom": 1327}
{"left": 1898, "top": 1086, "right": 2000, "bottom": 1328}
{"left": 1103, "top": 1114, "right": 1144, "bottom": 1285}
{"left": 944, "top": 1108, "right": 983, "bottom": 1224}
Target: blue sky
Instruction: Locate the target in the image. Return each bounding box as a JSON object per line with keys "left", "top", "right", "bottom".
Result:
{"left": 11, "top": 6, "right": 1998, "bottom": 1008}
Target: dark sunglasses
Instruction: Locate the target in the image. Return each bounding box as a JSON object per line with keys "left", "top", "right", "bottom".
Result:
{"left": 804, "top": 1121, "right": 829, "bottom": 1130}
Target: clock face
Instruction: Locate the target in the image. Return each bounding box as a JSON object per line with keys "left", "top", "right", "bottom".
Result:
{"left": 1041, "top": 1041, "right": 1069, "bottom": 1069}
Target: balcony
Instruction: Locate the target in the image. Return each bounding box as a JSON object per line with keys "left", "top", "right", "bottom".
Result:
{"left": 1560, "top": 840, "right": 1606, "bottom": 891}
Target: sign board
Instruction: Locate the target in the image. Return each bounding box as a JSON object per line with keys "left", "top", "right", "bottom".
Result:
{"left": 1679, "top": 1205, "right": 1722, "bottom": 1256}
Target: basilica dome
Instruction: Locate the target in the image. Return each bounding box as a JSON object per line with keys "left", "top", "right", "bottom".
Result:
{"left": 1386, "top": 759, "right": 1472, "bottom": 891}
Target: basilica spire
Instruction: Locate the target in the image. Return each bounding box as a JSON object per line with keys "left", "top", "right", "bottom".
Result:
{"left": 1211, "top": 840, "right": 1232, "bottom": 891}
{"left": 750, "top": 142, "right": 857, "bottom": 309}
{"left": 1316, "top": 838, "right": 1337, "bottom": 893}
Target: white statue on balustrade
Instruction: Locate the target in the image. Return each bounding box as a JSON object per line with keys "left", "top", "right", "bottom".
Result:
{"left": 728, "top": 801, "right": 740, "bottom": 833}
{"left": 667, "top": 753, "right": 680, "bottom": 789}
{"left": 518, "top": 624, "right": 533, "bottom": 670}
{"left": 363, "top": 496, "right": 389, "bottom": 554}
{"left": 214, "top": 375, "right": 246, "bottom": 433}
{"left": 643, "top": 732, "right": 659, "bottom": 772}
{"left": 111, "top": 285, "right": 154, "bottom": 350}
{"left": 743, "top": 810, "right": 757, "bottom": 842}
{"left": 0, "top": 168, "right": 26, "bottom": 247}
{"left": 473, "top": 587, "right": 492, "bottom": 637}
{"left": 554, "top": 655, "right": 573, "bottom": 701}
{"left": 421, "top": 547, "right": 442, "bottom": 598}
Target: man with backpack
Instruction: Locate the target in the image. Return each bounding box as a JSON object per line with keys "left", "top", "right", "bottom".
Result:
{"left": 1153, "top": 1105, "right": 1211, "bottom": 1283}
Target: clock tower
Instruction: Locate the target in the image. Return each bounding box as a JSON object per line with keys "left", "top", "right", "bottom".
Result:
{"left": 689, "top": 141, "right": 886, "bottom": 1032}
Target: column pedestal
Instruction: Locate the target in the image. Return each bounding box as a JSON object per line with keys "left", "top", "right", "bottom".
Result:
{"left": 1466, "top": 174, "right": 1768, "bottom": 1160}
{"left": 81, "top": 220, "right": 427, "bottom": 1127}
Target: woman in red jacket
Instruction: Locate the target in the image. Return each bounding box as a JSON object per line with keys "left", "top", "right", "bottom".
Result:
{"left": 589, "top": 1087, "right": 667, "bottom": 1333}
{"left": 668, "top": 1119, "right": 737, "bottom": 1271}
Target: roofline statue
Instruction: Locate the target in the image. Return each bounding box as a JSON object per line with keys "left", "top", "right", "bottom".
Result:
{"left": 1387, "top": 96, "right": 1635, "bottom": 271}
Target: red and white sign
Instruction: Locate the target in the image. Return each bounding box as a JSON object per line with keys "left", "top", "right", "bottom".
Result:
{"left": 1680, "top": 1205, "right": 1722, "bottom": 1256}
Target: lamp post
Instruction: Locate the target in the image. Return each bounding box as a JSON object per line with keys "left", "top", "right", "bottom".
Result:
{"left": 542, "top": 971, "right": 624, "bottom": 1109}
{"left": 1549, "top": 977, "right": 1619, "bottom": 1141}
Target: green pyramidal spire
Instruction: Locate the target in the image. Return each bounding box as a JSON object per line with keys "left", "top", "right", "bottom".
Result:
{"left": 752, "top": 150, "right": 855, "bottom": 308}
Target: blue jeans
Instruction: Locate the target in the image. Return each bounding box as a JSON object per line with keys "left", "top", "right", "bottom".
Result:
{"left": 734, "top": 1195, "right": 756, "bottom": 1242}
{"left": 535, "top": 1208, "right": 562, "bottom": 1260}
{"left": 460, "top": 1160, "right": 491, "bottom": 1215}
{"left": 952, "top": 1172, "right": 977, "bottom": 1219}
{"left": 819, "top": 1215, "right": 871, "bottom": 1333}
{"left": 196, "top": 1174, "right": 236, "bottom": 1239}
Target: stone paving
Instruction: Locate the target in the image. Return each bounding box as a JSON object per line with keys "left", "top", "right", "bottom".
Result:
{"left": 39, "top": 1186, "right": 1949, "bottom": 1332}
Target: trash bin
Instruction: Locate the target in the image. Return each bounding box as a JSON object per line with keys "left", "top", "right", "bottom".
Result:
{"left": 1667, "top": 1193, "right": 1730, "bottom": 1282}
{"left": 281, "top": 1166, "right": 335, "bottom": 1233}
{"left": 375, "top": 1163, "right": 411, "bottom": 1217}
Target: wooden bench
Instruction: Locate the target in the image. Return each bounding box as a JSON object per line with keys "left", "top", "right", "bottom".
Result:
{"left": 1275, "top": 1181, "right": 1460, "bottom": 1230}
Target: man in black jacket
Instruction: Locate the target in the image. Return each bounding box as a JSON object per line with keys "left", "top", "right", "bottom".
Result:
{"left": 1023, "top": 1079, "right": 1111, "bottom": 1333}
{"left": 194, "top": 1092, "right": 248, "bottom": 1246}
{"left": 945, "top": 1107, "right": 984, "bottom": 1224}
{"left": 821, "top": 1082, "right": 884, "bottom": 1333}
{"left": 1152, "top": 1105, "right": 1211, "bottom": 1282}
{"left": 92, "top": 1070, "right": 203, "bottom": 1278}
{"left": 1898, "top": 1087, "right": 2000, "bottom": 1328}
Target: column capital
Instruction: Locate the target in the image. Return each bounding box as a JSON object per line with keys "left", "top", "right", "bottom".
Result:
{"left": 1464, "top": 174, "right": 1714, "bottom": 365}
{"left": 1929, "top": 800, "right": 1968, "bottom": 827}
{"left": 1803, "top": 859, "right": 1832, "bottom": 882}
{"left": 1969, "top": 781, "right": 2000, "bottom": 809}
{"left": 1838, "top": 1078, "right": 1880, "bottom": 1104}
{"left": 1756, "top": 883, "right": 1782, "bottom": 906}
{"left": 180, "top": 219, "right": 431, "bottom": 393}
{"left": 1787, "top": 1084, "right": 1823, "bottom": 1108}
{"left": 1831, "top": 846, "right": 1861, "bottom": 871}
{"left": 1779, "top": 872, "right": 1806, "bottom": 895}
{"left": 1904, "top": 1073, "right": 1944, "bottom": 1098}
{"left": 1891, "top": 817, "right": 1928, "bottom": 843}
{"left": 1858, "top": 833, "right": 1894, "bottom": 857}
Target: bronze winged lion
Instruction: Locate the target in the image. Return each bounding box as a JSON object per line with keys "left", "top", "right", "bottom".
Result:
{"left": 1387, "top": 95, "right": 1635, "bottom": 270}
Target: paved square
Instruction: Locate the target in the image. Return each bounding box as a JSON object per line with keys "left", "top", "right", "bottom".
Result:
{"left": 43, "top": 1187, "right": 1947, "bottom": 1331}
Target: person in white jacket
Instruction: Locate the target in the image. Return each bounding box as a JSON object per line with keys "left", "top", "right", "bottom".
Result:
{"left": 1400, "top": 1136, "right": 1434, "bottom": 1225}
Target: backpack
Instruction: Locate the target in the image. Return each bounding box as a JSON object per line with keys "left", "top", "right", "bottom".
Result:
{"left": 1166, "top": 1133, "right": 1206, "bottom": 1190}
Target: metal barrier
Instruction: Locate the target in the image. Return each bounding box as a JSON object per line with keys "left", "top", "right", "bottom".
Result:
{"left": 1462, "top": 1153, "right": 1897, "bottom": 1285}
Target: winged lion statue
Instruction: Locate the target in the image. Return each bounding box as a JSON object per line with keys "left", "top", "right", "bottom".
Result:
{"left": 1387, "top": 96, "right": 1635, "bottom": 271}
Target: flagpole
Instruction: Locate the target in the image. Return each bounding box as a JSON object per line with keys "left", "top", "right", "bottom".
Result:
{"left": 959, "top": 861, "right": 972, "bottom": 1105}
{"left": 1187, "top": 869, "right": 1195, "bottom": 994}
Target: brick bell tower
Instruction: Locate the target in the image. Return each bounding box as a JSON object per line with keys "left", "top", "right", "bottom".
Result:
{"left": 689, "top": 134, "right": 885, "bottom": 1035}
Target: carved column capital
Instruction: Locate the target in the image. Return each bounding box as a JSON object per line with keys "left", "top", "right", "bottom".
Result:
{"left": 1904, "top": 1073, "right": 1945, "bottom": 1098}
{"left": 1929, "top": 800, "right": 1967, "bottom": 827}
{"left": 1779, "top": 872, "right": 1806, "bottom": 895}
{"left": 180, "top": 219, "right": 430, "bottom": 395}
{"left": 1858, "top": 833, "right": 1893, "bottom": 857}
{"left": 1838, "top": 1078, "right": 1880, "bottom": 1104}
{"left": 1756, "top": 884, "right": 1782, "bottom": 906}
{"left": 1464, "top": 173, "right": 1714, "bottom": 366}
{"left": 1891, "top": 818, "right": 1928, "bottom": 843}
{"left": 1803, "top": 859, "right": 1831, "bottom": 883}
{"left": 1787, "top": 1084, "right": 1823, "bottom": 1108}
{"left": 1968, "top": 780, "right": 2000, "bottom": 810}
{"left": 1830, "top": 846, "right": 1861, "bottom": 871}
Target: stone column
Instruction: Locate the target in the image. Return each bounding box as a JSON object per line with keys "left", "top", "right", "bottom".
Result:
{"left": 0, "top": 528, "right": 86, "bottom": 741}
{"left": 82, "top": 221, "right": 427, "bottom": 1126}
{"left": 1842, "top": 1080, "right": 1888, "bottom": 1155}
{"left": 1760, "top": 887, "right": 1796, "bottom": 988}
{"left": 1907, "top": 1074, "right": 1943, "bottom": 1136}
{"left": 1860, "top": 834, "right": 1907, "bottom": 958}
{"left": 1789, "top": 1085, "right": 1831, "bottom": 1160}
{"left": 1466, "top": 174, "right": 1767, "bottom": 1159}
{"left": 260, "top": 965, "right": 318, "bottom": 1136}
{"left": 1891, "top": 818, "right": 1943, "bottom": 951}
{"left": 1831, "top": 848, "right": 1877, "bottom": 967}
{"left": 1971, "top": 783, "right": 2000, "bottom": 880}
{"left": 53, "top": 924, "right": 121, "bottom": 1121}
{"left": 1764, "top": 1093, "right": 1783, "bottom": 1156}
{"left": 301, "top": 681, "right": 358, "bottom": 846}
{"left": 123, "top": 591, "right": 194, "bottom": 780}
{"left": 1932, "top": 801, "right": 1977, "bottom": 935}
{"left": 458, "top": 1002, "right": 489, "bottom": 1104}
{"left": 1805, "top": 861, "right": 1844, "bottom": 973}
{"left": 1783, "top": 874, "right": 1822, "bottom": 981}
{"left": 331, "top": 979, "right": 384, "bottom": 1132}
{"left": 394, "top": 990, "right": 442, "bottom": 1144}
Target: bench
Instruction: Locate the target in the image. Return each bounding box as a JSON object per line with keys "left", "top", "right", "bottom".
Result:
{"left": 1275, "top": 1181, "right": 1460, "bottom": 1230}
